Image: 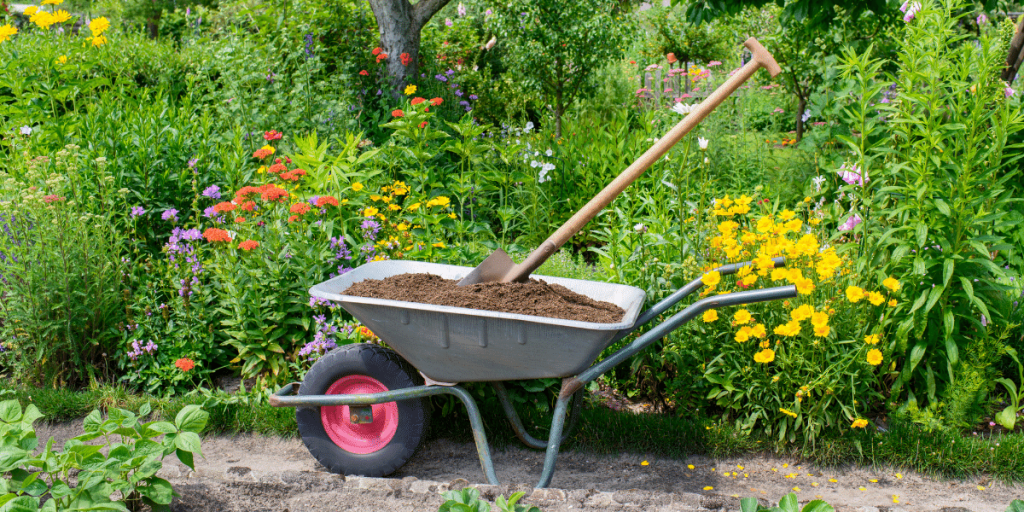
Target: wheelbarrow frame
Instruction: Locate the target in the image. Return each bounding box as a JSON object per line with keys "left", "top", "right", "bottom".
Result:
{"left": 270, "top": 257, "right": 796, "bottom": 488}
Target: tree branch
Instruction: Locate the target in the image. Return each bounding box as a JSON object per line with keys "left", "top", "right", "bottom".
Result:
{"left": 411, "top": 0, "right": 453, "bottom": 28}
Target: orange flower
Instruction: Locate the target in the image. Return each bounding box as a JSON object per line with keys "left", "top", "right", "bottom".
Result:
{"left": 400, "top": 52, "right": 411, "bottom": 66}
{"left": 203, "top": 228, "right": 232, "bottom": 243}
{"left": 359, "top": 70, "right": 369, "bottom": 76}
{"left": 419, "top": 121, "right": 428, "bottom": 129}
{"left": 411, "top": 97, "right": 426, "bottom": 105}
{"left": 238, "top": 239, "right": 260, "bottom": 251}
{"left": 359, "top": 326, "right": 375, "bottom": 338}
{"left": 290, "top": 203, "right": 311, "bottom": 215}
{"left": 235, "top": 186, "right": 261, "bottom": 202}
{"left": 376, "top": 52, "right": 388, "bottom": 63}
{"left": 240, "top": 201, "right": 256, "bottom": 212}
{"left": 235, "top": 216, "right": 246, "bottom": 223}
{"left": 253, "top": 148, "right": 273, "bottom": 159}
{"left": 316, "top": 196, "right": 339, "bottom": 207}
{"left": 392, "top": 109, "right": 404, "bottom": 117}
{"left": 667, "top": 52, "right": 678, "bottom": 63}
{"left": 175, "top": 358, "right": 196, "bottom": 372}
{"left": 430, "top": 97, "right": 443, "bottom": 106}
{"left": 259, "top": 185, "right": 289, "bottom": 202}
{"left": 372, "top": 47, "right": 382, "bottom": 55}
{"left": 279, "top": 169, "right": 307, "bottom": 182}
{"left": 263, "top": 130, "right": 283, "bottom": 141}
{"left": 267, "top": 163, "right": 287, "bottom": 174}
{"left": 213, "top": 201, "right": 237, "bottom": 213}
{"left": 288, "top": 215, "right": 299, "bottom": 223}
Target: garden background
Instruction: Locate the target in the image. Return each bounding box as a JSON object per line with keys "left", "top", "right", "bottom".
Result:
{"left": 2, "top": 0, "right": 1024, "bottom": 483}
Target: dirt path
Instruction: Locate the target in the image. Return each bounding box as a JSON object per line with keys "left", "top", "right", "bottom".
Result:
{"left": 35, "top": 421, "right": 1019, "bottom": 511}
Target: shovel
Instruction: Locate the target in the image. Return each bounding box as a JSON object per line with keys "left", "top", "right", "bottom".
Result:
{"left": 458, "top": 38, "right": 781, "bottom": 286}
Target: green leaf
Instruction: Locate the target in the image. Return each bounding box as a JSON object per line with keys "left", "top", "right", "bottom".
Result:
{"left": 778, "top": 493, "right": 799, "bottom": 512}
{"left": 174, "top": 405, "right": 208, "bottom": 433}
{"left": 147, "top": 422, "right": 177, "bottom": 434}
{"left": 741, "top": 497, "right": 762, "bottom": 512}
{"left": 932, "top": 198, "right": 951, "bottom": 216}
{"left": 174, "top": 431, "right": 202, "bottom": 457}
{"left": 1005, "top": 499, "right": 1024, "bottom": 512}
{"left": 138, "top": 402, "right": 152, "bottom": 418}
{"left": 139, "top": 477, "right": 175, "bottom": 505}
{"left": 0, "top": 401, "right": 21, "bottom": 423}
{"left": 996, "top": 406, "right": 1017, "bottom": 430}
{"left": 800, "top": 500, "right": 835, "bottom": 512}
{"left": 942, "top": 259, "right": 954, "bottom": 287}
{"left": 915, "top": 223, "right": 928, "bottom": 247}
{"left": 175, "top": 448, "right": 195, "bottom": 471}
{"left": 0, "top": 496, "right": 41, "bottom": 512}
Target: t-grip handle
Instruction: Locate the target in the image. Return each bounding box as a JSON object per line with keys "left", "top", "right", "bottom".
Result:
{"left": 503, "top": 38, "right": 780, "bottom": 283}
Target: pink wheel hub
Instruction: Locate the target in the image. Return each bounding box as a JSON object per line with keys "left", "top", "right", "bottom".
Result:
{"left": 321, "top": 375, "right": 399, "bottom": 454}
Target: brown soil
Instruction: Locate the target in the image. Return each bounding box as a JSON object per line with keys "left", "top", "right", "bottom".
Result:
{"left": 342, "top": 273, "right": 625, "bottom": 323}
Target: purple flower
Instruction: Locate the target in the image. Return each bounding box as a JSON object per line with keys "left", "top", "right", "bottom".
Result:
{"left": 445, "top": 18, "right": 453, "bottom": 26}
{"left": 1006, "top": 86, "right": 1015, "bottom": 98}
{"left": 162, "top": 209, "right": 179, "bottom": 222}
{"left": 202, "top": 185, "right": 221, "bottom": 199}
{"left": 455, "top": 90, "right": 464, "bottom": 97}
{"left": 977, "top": 13, "right": 987, "bottom": 25}
{"left": 460, "top": 100, "right": 470, "bottom": 107}
{"left": 457, "top": 3, "right": 466, "bottom": 17}
{"left": 469, "top": 94, "right": 478, "bottom": 100}
{"left": 446, "top": 69, "right": 455, "bottom": 76}
{"left": 837, "top": 163, "right": 868, "bottom": 186}
{"left": 485, "top": 8, "right": 492, "bottom": 16}
{"left": 130, "top": 206, "right": 146, "bottom": 218}
{"left": 981, "top": 314, "right": 988, "bottom": 327}
{"left": 838, "top": 214, "right": 863, "bottom": 232}
{"left": 903, "top": 2, "right": 920, "bottom": 22}
{"left": 188, "top": 157, "right": 199, "bottom": 169}
{"left": 435, "top": 74, "right": 448, "bottom": 82}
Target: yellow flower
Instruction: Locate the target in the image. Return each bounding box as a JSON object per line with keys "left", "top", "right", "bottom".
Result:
{"left": 790, "top": 305, "right": 814, "bottom": 322}
{"left": 641, "top": 460, "right": 649, "bottom": 466}
{"left": 810, "top": 311, "right": 829, "bottom": 328}
{"left": 389, "top": 204, "right": 402, "bottom": 211}
{"left": 52, "top": 10, "right": 71, "bottom": 23}
{"left": 89, "top": 16, "right": 110, "bottom": 36}
{"left": 57, "top": 55, "right": 68, "bottom": 64}
{"left": 740, "top": 274, "right": 757, "bottom": 286}
{"left": 0, "top": 24, "right": 16, "bottom": 43}
{"left": 687, "top": 464, "right": 695, "bottom": 469}
{"left": 772, "top": 375, "right": 780, "bottom": 382}
{"left": 829, "top": 478, "right": 837, "bottom": 483}
{"left": 427, "top": 196, "right": 451, "bottom": 208}
{"left": 432, "top": 242, "right": 445, "bottom": 248}
{"left": 362, "top": 207, "right": 379, "bottom": 217}
{"left": 751, "top": 323, "right": 767, "bottom": 338}
{"left": 779, "top": 210, "right": 796, "bottom": 221}
{"left": 792, "top": 487, "right": 800, "bottom": 492}
{"left": 733, "top": 309, "right": 752, "bottom": 325}
{"left": 867, "top": 291, "right": 885, "bottom": 306}
{"left": 794, "top": 277, "right": 815, "bottom": 295}
{"left": 813, "top": 324, "right": 830, "bottom": 337}
{"left": 448, "top": 213, "right": 457, "bottom": 219}
{"left": 89, "top": 35, "right": 107, "bottom": 47}
{"left": 370, "top": 194, "right": 382, "bottom": 201}
{"left": 866, "top": 349, "right": 883, "bottom": 366}
{"left": 774, "top": 321, "right": 801, "bottom": 337}
{"left": 770, "top": 268, "right": 788, "bottom": 282}
{"left": 397, "top": 222, "right": 409, "bottom": 231}
{"left": 735, "top": 326, "right": 752, "bottom": 343}
{"left": 701, "top": 270, "right": 721, "bottom": 288}
{"left": 24, "top": 6, "right": 38, "bottom": 15}
{"left": 865, "top": 334, "right": 880, "bottom": 345}
{"left": 780, "top": 408, "right": 797, "bottom": 418}
{"left": 702, "top": 309, "right": 718, "bottom": 323}
{"left": 809, "top": 218, "right": 822, "bottom": 225}
{"left": 845, "top": 286, "right": 865, "bottom": 303}
{"left": 407, "top": 202, "right": 421, "bottom": 212}
{"left": 404, "top": 84, "right": 417, "bottom": 95}
{"left": 888, "top": 299, "right": 898, "bottom": 307}
{"left": 42, "top": 0, "right": 63, "bottom": 4}
{"left": 754, "top": 348, "right": 775, "bottom": 363}
{"left": 882, "top": 277, "right": 900, "bottom": 292}
{"left": 703, "top": 486, "right": 713, "bottom": 491}
{"left": 33, "top": 12, "right": 56, "bottom": 28}
{"left": 351, "top": 182, "right": 364, "bottom": 192}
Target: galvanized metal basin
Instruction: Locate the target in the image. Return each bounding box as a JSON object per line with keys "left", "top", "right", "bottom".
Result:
{"left": 309, "top": 260, "right": 647, "bottom": 383}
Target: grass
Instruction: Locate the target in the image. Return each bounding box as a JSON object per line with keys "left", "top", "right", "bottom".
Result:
{"left": 7, "top": 384, "right": 1024, "bottom": 483}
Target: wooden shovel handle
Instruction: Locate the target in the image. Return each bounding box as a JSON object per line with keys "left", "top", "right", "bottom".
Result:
{"left": 504, "top": 38, "right": 780, "bottom": 283}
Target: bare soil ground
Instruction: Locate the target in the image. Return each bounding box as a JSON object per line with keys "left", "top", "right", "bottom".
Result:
{"left": 34, "top": 420, "right": 1020, "bottom": 512}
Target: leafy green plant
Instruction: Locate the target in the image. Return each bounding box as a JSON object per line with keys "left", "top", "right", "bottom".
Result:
{"left": 741, "top": 493, "right": 833, "bottom": 512}
{"left": 1007, "top": 499, "right": 1024, "bottom": 512}
{"left": 0, "top": 400, "right": 207, "bottom": 512}
{"left": 995, "top": 347, "right": 1024, "bottom": 430}
{"left": 437, "top": 488, "right": 542, "bottom": 512}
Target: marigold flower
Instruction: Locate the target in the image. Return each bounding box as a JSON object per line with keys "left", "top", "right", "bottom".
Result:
{"left": 316, "top": 196, "right": 339, "bottom": 207}
{"left": 264, "top": 130, "right": 283, "bottom": 141}
{"left": 701, "top": 270, "right": 721, "bottom": 287}
{"left": 392, "top": 109, "right": 404, "bottom": 117}
{"left": 430, "top": 97, "right": 443, "bottom": 106}
{"left": 865, "top": 334, "right": 880, "bottom": 345}
{"left": 702, "top": 309, "right": 718, "bottom": 323}
{"left": 290, "top": 203, "right": 311, "bottom": 215}
{"left": 866, "top": 349, "right": 883, "bottom": 366}
{"left": 845, "top": 286, "right": 866, "bottom": 303}
{"left": 754, "top": 348, "right": 775, "bottom": 364}
{"left": 882, "top": 277, "right": 900, "bottom": 292}
{"left": 733, "top": 309, "right": 752, "bottom": 325}
{"left": 238, "top": 239, "right": 260, "bottom": 251}
{"left": 203, "top": 228, "right": 232, "bottom": 243}
{"left": 851, "top": 418, "right": 868, "bottom": 428}
{"left": 411, "top": 97, "right": 426, "bottom": 105}
{"left": 175, "top": 358, "right": 195, "bottom": 372}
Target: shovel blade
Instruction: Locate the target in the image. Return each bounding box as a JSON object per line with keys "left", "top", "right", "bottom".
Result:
{"left": 457, "top": 249, "right": 515, "bottom": 286}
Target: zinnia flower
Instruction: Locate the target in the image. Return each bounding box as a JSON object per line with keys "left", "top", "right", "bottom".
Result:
{"left": 238, "top": 239, "right": 260, "bottom": 251}
{"left": 175, "top": 358, "right": 196, "bottom": 372}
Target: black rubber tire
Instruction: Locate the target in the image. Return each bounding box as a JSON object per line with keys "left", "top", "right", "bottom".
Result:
{"left": 296, "top": 343, "right": 429, "bottom": 477}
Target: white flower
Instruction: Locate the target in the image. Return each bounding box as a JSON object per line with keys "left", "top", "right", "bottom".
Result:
{"left": 538, "top": 169, "right": 550, "bottom": 183}
{"left": 483, "top": 36, "right": 497, "bottom": 51}
{"left": 633, "top": 223, "right": 648, "bottom": 233}
{"left": 457, "top": 2, "right": 466, "bottom": 16}
{"left": 530, "top": 160, "right": 540, "bottom": 168}
{"left": 545, "top": 149, "right": 553, "bottom": 157}
{"left": 812, "top": 175, "right": 826, "bottom": 192}
{"left": 671, "top": 103, "right": 696, "bottom": 116}
{"left": 524, "top": 121, "right": 534, "bottom": 133}
{"left": 698, "top": 137, "right": 709, "bottom": 150}
{"left": 704, "top": 157, "right": 709, "bottom": 164}
{"left": 19, "top": 126, "right": 31, "bottom": 136}
{"left": 543, "top": 162, "right": 555, "bottom": 171}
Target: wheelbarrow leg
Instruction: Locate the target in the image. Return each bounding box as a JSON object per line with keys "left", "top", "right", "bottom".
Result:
{"left": 535, "top": 392, "right": 573, "bottom": 488}
{"left": 447, "top": 386, "right": 501, "bottom": 486}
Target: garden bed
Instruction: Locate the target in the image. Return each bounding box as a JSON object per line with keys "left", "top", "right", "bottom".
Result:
{"left": 341, "top": 273, "right": 626, "bottom": 323}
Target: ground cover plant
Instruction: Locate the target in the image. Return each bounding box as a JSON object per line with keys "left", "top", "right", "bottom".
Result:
{"left": 1, "top": 0, "right": 1024, "bottom": 495}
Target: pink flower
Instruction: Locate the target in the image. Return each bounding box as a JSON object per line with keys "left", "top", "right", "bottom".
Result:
{"left": 838, "top": 214, "right": 863, "bottom": 232}
{"left": 837, "top": 162, "right": 868, "bottom": 186}
{"left": 1006, "top": 86, "right": 1015, "bottom": 98}
{"left": 708, "top": 60, "right": 722, "bottom": 67}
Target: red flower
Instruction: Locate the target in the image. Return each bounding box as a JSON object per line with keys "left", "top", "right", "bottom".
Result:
{"left": 274, "top": 158, "right": 282, "bottom": 164}
{"left": 203, "top": 228, "right": 232, "bottom": 243}
{"left": 279, "top": 169, "right": 307, "bottom": 182}
{"left": 392, "top": 109, "right": 404, "bottom": 117}
{"left": 259, "top": 184, "right": 290, "bottom": 202}
{"left": 372, "top": 47, "right": 381, "bottom": 55}
{"left": 290, "top": 203, "right": 311, "bottom": 215}
{"left": 267, "top": 163, "right": 287, "bottom": 174}
{"left": 629, "top": 60, "right": 636, "bottom": 64}
{"left": 213, "top": 202, "right": 237, "bottom": 213}
{"left": 419, "top": 121, "right": 428, "bottom": 129}
{"left": 43, "top": 194, "right": 66, "bottom": 203}
{"left": 175, "top": 358, "right": 196, "bottom": 372}
{"left": 411, "top": 97, "right": 426, "bottom": 106}
{"left": 400, "top": 52, "right": 411, "bottom": 66}
{"left": 359, "top": 70, "right": 369, "bottom": 76}
{"left": 288, "top": 215, "right": 299, "bottom": 223}
{"left": 423, "top": 107, "right": 429, "bottom": 112}
{"left": 264, "top": 130, "right": 283, "bottom": 141}
{"left": 240, "top": 201, "right": 256, "bottom": 212}
{"left": 235, "top": 186, "right": 261, "bottom": 202}
{"left": 376, "top": 53, "right": 388, "bottom": 63}
{"left": 316, "top": 196, "right": 339, "bottom": 207}
{"left": 666, "top": 53, "right": 678, "bottom": 63}
{"left": 238, "top": 239, "right": 260, "bottom": 251}
{"left": 286, "top": 157, "right": 292, "bottom": 164}
{"left": 429, "top": 97, "right": 443, "bottom": 106}
{"left": 253, "top": 148, "right": 273, "bottom": 159}
{"left": 235, "top": 216, "right": 246, "bottom": 223}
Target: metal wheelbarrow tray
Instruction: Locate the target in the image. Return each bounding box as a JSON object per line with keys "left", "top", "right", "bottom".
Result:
{"left": 272, "top": 257, "right": 797, "bottom": 488}
{"left": 307, "top": 260, "right": 648, "bottom": 383}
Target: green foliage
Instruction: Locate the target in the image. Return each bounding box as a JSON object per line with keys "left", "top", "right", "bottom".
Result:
{"left": 0, "top": 400, "right": 207, "bottom": 512}
{"left": 636, "top": 4, "right": 731, "bottom": 65}
{"left": 835, "top": 0, "right": 1023, "bottom": 410}
{"left": 995, "top": 348, "right": 1024, "bottom": 430}
{"left": 438, "top": 488, "right": 542, "bottom": 512}
{"left": 741, "top": 493, "right": 834, "bottom": 512}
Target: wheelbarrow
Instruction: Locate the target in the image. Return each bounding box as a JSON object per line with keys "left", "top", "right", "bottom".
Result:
{"left": 270, "top": 258, "right": 796, "bottom": 488}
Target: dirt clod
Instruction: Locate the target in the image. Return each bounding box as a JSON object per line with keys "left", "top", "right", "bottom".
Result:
{"left": 342, "top": 273, "right": 625, "bottom": 323}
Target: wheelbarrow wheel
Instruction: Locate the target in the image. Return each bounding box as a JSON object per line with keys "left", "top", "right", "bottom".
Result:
{"left": 296, "top": 343, "right": 429, "bottom": 477}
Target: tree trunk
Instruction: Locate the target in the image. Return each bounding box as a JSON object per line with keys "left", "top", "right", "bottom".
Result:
{"left": 367, "top": 0, "right": 453, "bottom": 99}
{"left": 1002, "top": 15, "right": 1024, "bottom": 82}
{"left": 146, "top": 11, "right": 161, "bottom": 40}
{"left": 795, "top": 94, "right": 806, "bottom": 142}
